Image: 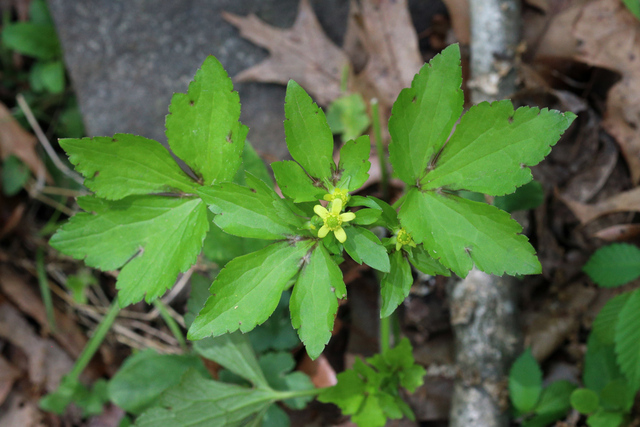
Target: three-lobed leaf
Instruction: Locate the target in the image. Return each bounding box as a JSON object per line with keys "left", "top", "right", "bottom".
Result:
{"left": 166, "top": 55, "right": 247, "bottom": 185}
{"left": 194, "top": 332, "right": 268, "bottom": 388}
{"left": 188, "top": 239, "right": 313, "bottom": 340}
{"left": 199, "top": 174, "right": 305, "bottom": 240}
{"left": 400, "top": 189, "right": 540, "bottom": 277}
{"left": 388, "top": 44, "right": 463, "bottom": 185}
{"left": 60, "top": 134, "right": 198, "bottom": 200}
{"left": 336, "top": 135, "right": 371, "bottom": 191}
{"left": 135, "top": 370, "right": 275, "bottom": 427}
{"left": 50, "top": 196, "right": 209, "bottom": 306}
{"left": 107, "top": 350, "right": 208, "bottom": 415}
{"left": 284, "top": 80, "right": 335, "bottom": 181}
{"left": 290, "top": 245, "right": 346, "bottom": 359}
{"left": 421, "top": 102, "right": 575, "bottom": 196}
{"left": 583, "top": 243, "right": 640, "bottom": 288}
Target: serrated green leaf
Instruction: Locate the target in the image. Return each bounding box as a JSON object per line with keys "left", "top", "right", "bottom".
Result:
{"left": 188, "top": 240, "right": 313, "bottom": 339}
{"left": 400, "top": 189, "right": 540, "bottom": 277}
{"left": 40, "top": 376, "right": 108, "bottom": 417}
{"left": 259, "top": 352, "right": 314, "bottom": 410}
{"left": 60, "top": 134, "right": 198, "bottom": 200}
{"left": 202, "top": 219, "right": 268, "bottom": 267}
{"left": 291, "top": 245, "right": 345, "bottom": 359}
{"left": 336, "top": 136, "right": 371, "bottom": 191}
{"left": 407, "top": 246, "right": 451, "bottom": 276}
{"left": 388, "top": 44, "right": 464, "bottom": 185}
{"left": 600, "top": 379, "right": 635, "bottom": 412}
{"left": 166, "top": 56, "right": 247, "bottom": 185}
{"left": 2, "top": 22, "right": 60, "bottom": 60}
{"left": 185, "top": 273, "right": 211, "bottom": 328}
{"left": 584, "top": 334, "right": 623, "bottom": 393}
{"left": 134, "top": 370, "right": 276, "bottom": 427}
{"left": 194, "top": 332, "right": 268, "bottom": 388}
{"left": 235, "top": 141, "right": 273, "bottom": 189}
{"left": 261, "top": 404, "right": 289, "bottom": 427}
{"left": 199, "top": 174, "right": 304, "bottom": 240}
{"left": 571, "top": 388, "right": 600, "bottom": 415}
{"left": 50, "top": 196, "right": 208, "bottom": 305}
{"left": 534, "top": 380, "right": 575, "bottom": 417}
{"left": 623, "top": 0, "right": 640, "bottom": 19}
{"left": 352, "top": 208, "right": 381, "bottom": 225}
{"left": 318, "top": 369, "right": 366, "bottom": 415}
{"left": 380, "top": 251, "right": 413, "bottom": 318}
{"left": 352, "top": 394, "right": 387, "bottom": 427}
{"left": 583, "top": 243, "right": 640, "bottom": 288}
{"left": 271, "top": 160, "right": 326, "bottom": 203}
{"left": 586, "top": 409, "right": 626, "bottom": 427}
{"left": 522, "top": 413, "right": 569, "bottom": 427}
{"left": 107, "top": 350, "right": 208, "bottom": 415}
{"left": 30, "top": 60, "right": 65, "bottom": 94}
{"left": 421, "top": 102, "right": 575, "bottom": 196}
{"left": 247, "top": 291, "right": 300, "bottom": 353}
{"left": 509, "top": 349, "right": 543, "bottom": 413}
{"left": 2, "top": 155, "right": 30, "bottom": 196}
{"left": 494, "top": 180, "right": 544, "bottom": 213}
{"left": 326, "top": 93, "right": 371, "bottom": 143}
{"left": 284, "top": 80, "right": 335, "bottom": 180}
{"left": 343, "top": 226, "right": 390, "bottom": 272}
{"left": 615, "top": 288, "right": 640, "bottom": 389}
{"left": 593, "top": 293, "right": 631, "bottom": 345}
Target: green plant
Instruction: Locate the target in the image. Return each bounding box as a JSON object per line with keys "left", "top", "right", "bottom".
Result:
{"left": 509, "top": 244, "right": 640, "bottom": 427}
{"left": 46, "top": 44, "right": 574, "bottom": 425}
{"left": 509, "top": 349, "right": 576, "bottom": 427}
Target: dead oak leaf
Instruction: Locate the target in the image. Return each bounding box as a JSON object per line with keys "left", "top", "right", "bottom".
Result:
{"left": 347, "top": 0, "right": 423, "bottom": 109}
{"left": 225, "top": 0, "right": 423, "bottom": 115}
{"left": 559, "top": 186, "right": 640, "bottom": 224}
{"left": 573, "top": 0, "right": 640, "bottom": 183}
{"left": 222, "top": 0, "right": 349, "bottom": 106}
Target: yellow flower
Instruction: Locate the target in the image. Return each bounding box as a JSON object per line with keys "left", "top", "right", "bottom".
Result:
{"left": 323, "top": 187, "right": 350, "bottom": 206}
{"left": 395, "top": 228, "right": 417, "bottom": 251}
{"left": 313, "top": 199, "right": 355, "bottom": 243}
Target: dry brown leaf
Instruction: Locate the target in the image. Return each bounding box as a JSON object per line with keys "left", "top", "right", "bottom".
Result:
{"left": 298, "top": 353, "right": 337, "bottom": 388}
{"left": 0, "top": 391, "right": 45, "bottom": 427}
{"left": 223, "top": 0, "right": 349, "bottom": 106}
{"left": 225, "top": 0, "right": 423, "bottom": 115}
{"left": 0, "top": 302, "right": 73, "bottom": 392}
{"left": 0, "top": 266, "right": 88, "bottom": 358}
{"left": 442, "top": 0, "right": 471, "bottom": 44}
{"left": 524, "top": 0, "right": 587, "bottom": 61}
{"left": 573, "top": 0, "right": 640, "bottom": 183}
{"left": 559, "top": 187, "right": 640, "bottom": 224}
{"left": 593, "top": 223, "right": 640, "bottom": 241}
{"left": 0, "top": 102, "right": 47, "bottom": 181}
{"left": 348, "top": 0, "right": 423, "bottom": 109}
{"left": 525, "top": 282, "right": 596, "bottom": 361}
{"left": 0, "top": 356, "right": 20, "bottom": 406}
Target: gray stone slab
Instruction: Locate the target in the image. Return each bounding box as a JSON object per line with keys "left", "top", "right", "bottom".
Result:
{"left": 48, "top": 0, "right": 349, "bottom": 160}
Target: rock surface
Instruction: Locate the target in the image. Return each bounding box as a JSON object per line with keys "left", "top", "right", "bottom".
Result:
{"left": 48, "top": 0, "right": 349, "bottom": 160}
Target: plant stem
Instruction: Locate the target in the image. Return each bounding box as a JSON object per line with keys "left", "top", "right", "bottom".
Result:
{"left": 36, "top": 247, "right": 57, "bottom": 332}
{"left": 67, "top": 299, "right": 120, "bottom": 382}
{"left": 380, "top": 309, "right": 391, "bottom": 353}
{"left": 273, "top": 387, "right": 321, "bottom": 401}
{"left": 153, "top": 299, "right": 188, "bottom": 352}
{"left": 370, "top": 99, "right": 389, "bottom": 200}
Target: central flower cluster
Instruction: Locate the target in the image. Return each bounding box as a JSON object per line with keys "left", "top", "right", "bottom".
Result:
{"left": 313, "top": 198, "right": 355, "bottom": 243}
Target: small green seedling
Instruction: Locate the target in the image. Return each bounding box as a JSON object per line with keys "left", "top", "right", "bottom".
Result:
{"left": 48, "top": 44, "right": 575, "bottom": 425}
